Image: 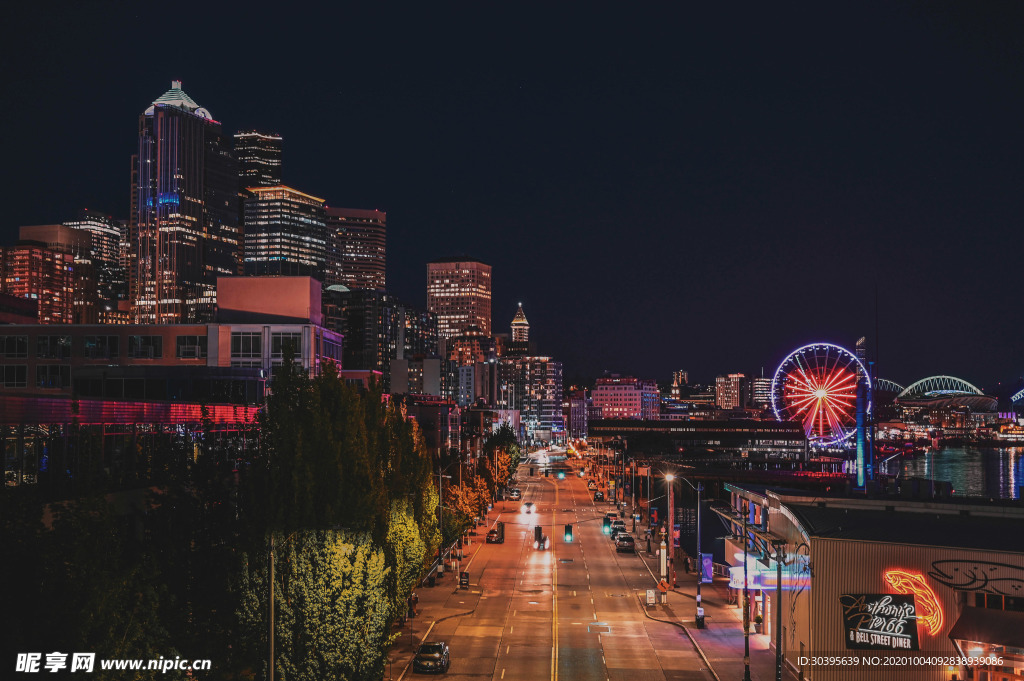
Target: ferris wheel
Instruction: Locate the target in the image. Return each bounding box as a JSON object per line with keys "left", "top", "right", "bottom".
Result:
{"left": 770, "top": 342, "right": 870, "bottom": 447}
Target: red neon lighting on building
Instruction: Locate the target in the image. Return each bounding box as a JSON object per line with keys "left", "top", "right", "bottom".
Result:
{"left": 883, "top": 569, "right": 943, "bottom": 636}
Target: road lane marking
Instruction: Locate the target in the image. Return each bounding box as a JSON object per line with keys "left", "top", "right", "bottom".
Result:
{"left": 501, "top": 670, "right": 505, "bottom": 679}
{"left": 506, "top": 645, "right": 509, "bottom": 654}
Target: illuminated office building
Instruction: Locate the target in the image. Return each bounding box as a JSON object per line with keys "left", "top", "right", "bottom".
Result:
{"left": 427, "top": 257, "right": 491, "bottom": 338}
{"left": 63, "top": 210, "right": 127, "bottom": 303}
{"left": 0, "top": 244, "right": 75, "bottom": 324}
{"left": 592, "top": 376, "right": 659, "bottom": 420}
{"left": 243, "top": 185, "right": 327, "bottom": 277}
{"left": 715, "top": 373, "right": 750, "bottom": 410}
{"left": 234, "top": 130, "right": 282, "bottom": 188}
{"left": 131, "top": 80, "right": 240, "bottom": 323}
{"left": 325, "top": 207, "right": 386, "bottom": 291}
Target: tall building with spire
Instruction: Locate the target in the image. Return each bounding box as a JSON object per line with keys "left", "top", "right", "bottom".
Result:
{"left": 511, "top": 303, "right": 529, "bottom": 342}
{"left": 130, "top": 80, "right": 239, "bottom": 323}
{"left": 426, "top": 257, "right": 491, "bottom": 338}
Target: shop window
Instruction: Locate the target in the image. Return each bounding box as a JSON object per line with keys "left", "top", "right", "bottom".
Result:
{"left": 3, "top": 365, "right": 27, "bottom": 388}
{"left": 37, "top": 335, "right": 71, "bottom": 359}
{"left": 36, "top": 365, "right": 70, "bottom": 389}
{"left": 84, "top": 335, "right": 119, "bottom": 359}
{"left": 176, "top": 335, "right": 208, "bottom": 359}
{"left": 0, "top": 335, "right": 28, "bottom": 358}
{"left": 128, "top": 335, "right": 163, "bottom": 359}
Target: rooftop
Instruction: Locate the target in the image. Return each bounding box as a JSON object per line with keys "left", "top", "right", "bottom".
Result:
{"left": 145, "top": 80, "right": 214, "bottom": 121}
{"left": 787, "top": 503, "right": 1024, "bottom": 553}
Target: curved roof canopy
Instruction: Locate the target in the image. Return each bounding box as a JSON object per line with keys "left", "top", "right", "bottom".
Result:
{"left": 897, "top": 375, "right": 983, "bottom": 399}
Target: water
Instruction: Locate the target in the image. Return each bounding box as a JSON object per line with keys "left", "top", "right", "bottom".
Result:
{"left": 888, "top": 446, "right": 1024, "bottom": 500}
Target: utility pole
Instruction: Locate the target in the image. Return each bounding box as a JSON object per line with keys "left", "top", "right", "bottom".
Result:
{"left": 269, "top": 534, "right": 274, "bottom": 681}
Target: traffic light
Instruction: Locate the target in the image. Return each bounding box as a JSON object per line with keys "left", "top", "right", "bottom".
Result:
{"left": 602, "top": 517, "right": 611, "bottom": 534}
{"left": 545, "top": 469, "right": 549, "bottom": 477}
{"left": 564, "top": 524, "right": 573, "bottom": 542}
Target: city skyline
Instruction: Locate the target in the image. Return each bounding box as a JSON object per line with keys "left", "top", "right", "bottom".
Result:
{"left": 3, "top": 4, "right": 1023, "bottom": 388}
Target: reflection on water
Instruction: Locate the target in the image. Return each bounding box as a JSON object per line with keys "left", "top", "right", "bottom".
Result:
{"left": 891, "top": 447, "right": 1023, "bottom": 499}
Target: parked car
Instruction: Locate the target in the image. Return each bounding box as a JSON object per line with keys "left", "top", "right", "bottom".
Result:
{"left": 593, "top": 491, "right": 604, "bottom": 501}
{"left": 615, "top": 535, "right": 636, "bottom": 553}
{"left": 413, "top": 641, "right": 450, "bottom": 674}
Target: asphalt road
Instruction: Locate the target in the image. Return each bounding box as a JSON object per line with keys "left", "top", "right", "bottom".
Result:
{"left": 416, "top": 451, "right": 715, "bottom": 681}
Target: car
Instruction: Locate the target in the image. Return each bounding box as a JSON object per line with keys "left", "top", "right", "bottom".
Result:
{"left": 611, "top": 519, "right": 626, "bottom": 530}
{"left": 520, "top": 502, "right": 535, "bottom": 514}
{"left": 413, "top": 641, "right": 450, "bottom": 674}
{"left": 593, "top": 491, "right": 604, "bottom": 501}
{"left": 508, "top": 489, "right": 522, "bottom": 500}
{"left": 587, "top": 480, "right": 597, "bottom": 490}
{"left": 609, "top": 526, "right": 624, "bottom": 541}
{"left": 615, "top": 535, "right": 636, "bottom": 553}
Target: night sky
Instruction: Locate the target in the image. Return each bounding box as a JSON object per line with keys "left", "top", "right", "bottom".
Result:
{"left": 4, "top": 2, "right": 1023, "bottom": 391}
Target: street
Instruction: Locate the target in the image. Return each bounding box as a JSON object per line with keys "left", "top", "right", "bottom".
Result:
{"left": 397, "top": 450, "right": 716, "bottom": 681}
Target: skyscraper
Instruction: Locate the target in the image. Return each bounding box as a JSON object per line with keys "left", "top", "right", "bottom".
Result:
{"left": 131, "top": 80, "right": 240, "bottom": 323}
{"left": 243, "top": 186, "right": 327, "bottom": 277}
{"left": 715, "top": 373, "right": 750, "bottom": 410}
{"left": 63, "top": 210, "right": 127, "bottom": 303}
{"left": 234, "top": 131, "right": 283, "bottom": 188}
{"left": 325, "top": 207, "right": 386, "bottom": 291}
{"left": 427, "top": 257, "right": 492, "bottom": 338}
{"left": 0, "top": 244, "right": 75, "bottom": 324}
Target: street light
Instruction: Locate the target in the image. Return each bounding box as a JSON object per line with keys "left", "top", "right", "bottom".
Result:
{"left": 673, "top": 475, "right": 706, "bottom": 629}
{"left": 742, "top": 507, "right": 752, "bottom": 681}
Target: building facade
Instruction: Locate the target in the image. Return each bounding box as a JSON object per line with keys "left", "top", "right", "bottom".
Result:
{"left": 325, "top": 207, "right": 386, "bottom": 292}
{"left": 0, "top": 244, "right": 75, "bottom": 325}
{"left": 234, "top": 130, "right": 283, "bottom": 188}
{"left": 716, "top": 373, "right": 750, "bottom": 409}
{"left": 427, "top": 257, "right": 492, "bottom": 338}
{"left": 63, "top": 210, "right": 127, "bottom": 304}
{"left": 243, "top": 185, "right": 327, "bottom": 277}
{"left": 592, "top": 376, "right": 660, "bottom": 420}
{"left": 131, "top": 81, "right": 240, "bottom": 324}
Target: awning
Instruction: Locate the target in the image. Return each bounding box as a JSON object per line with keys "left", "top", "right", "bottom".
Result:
{"left": 948, "top": 607, "right": 1024, "bottom": 649}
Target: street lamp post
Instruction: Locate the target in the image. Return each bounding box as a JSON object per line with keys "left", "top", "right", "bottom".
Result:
{"left": 675, "top": 475, "right": 705, "bottom": 629}
{"left": 742, "top": 507, "right": 752, "bottom": 681}
{"left": 665, "top": 473, "right": 675, "bottom": 592}
{"left": 772, "top": 539, "right": 785, "bottom": 681}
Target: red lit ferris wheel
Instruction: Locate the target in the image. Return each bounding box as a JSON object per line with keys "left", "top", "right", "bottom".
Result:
{"left": 770, "top": 342, "right": 871, "bottom": 448}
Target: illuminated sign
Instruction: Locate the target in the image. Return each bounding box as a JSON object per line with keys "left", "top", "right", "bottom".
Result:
{"left": 839, "top": 594, "right": 920, "bottom": 650}
{"left": 883, "top": 569, "right": 943, "bottom": 636}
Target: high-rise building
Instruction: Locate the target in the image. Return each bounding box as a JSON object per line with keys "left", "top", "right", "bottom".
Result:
{"left": 131, "top": 80, "right": 240, "bottom": 323}
{"left": 592, "top": 376, "right": 659, "bottom": 420}
{"left": 0, "top": 244, "right": 75, "bottom": 324}
{"left": 63, "top": 210, "right": 128, "bottom": 303}
{"left": 17, "top": 225, "right": 99, "bottom": 324}
{"left": 498, "top": 355, "right": 563, "bottom": 442}
{"left": 325, "top": 207, "right": 386, "bottom": 291}
{"left": 427, "top": 257, "right": 492, "bottom": 338}
{"left": 715, "top": 373, "right": 750, "bottom": 410}
{"left": 234, "top": 131, "right": 283, "bottom": 188}
{"left": 243, "top": 185, "right": 327, "bottom": 277}
{"left": 752, "top": 376, "right": 772, "bottom": 409}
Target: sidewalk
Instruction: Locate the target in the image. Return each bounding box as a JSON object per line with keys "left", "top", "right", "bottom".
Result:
{"left": 632, "top": 520, "right": 797, "bottom": 681}
{"left": 387, "top": 521, "right": 489, "bottom": 680}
